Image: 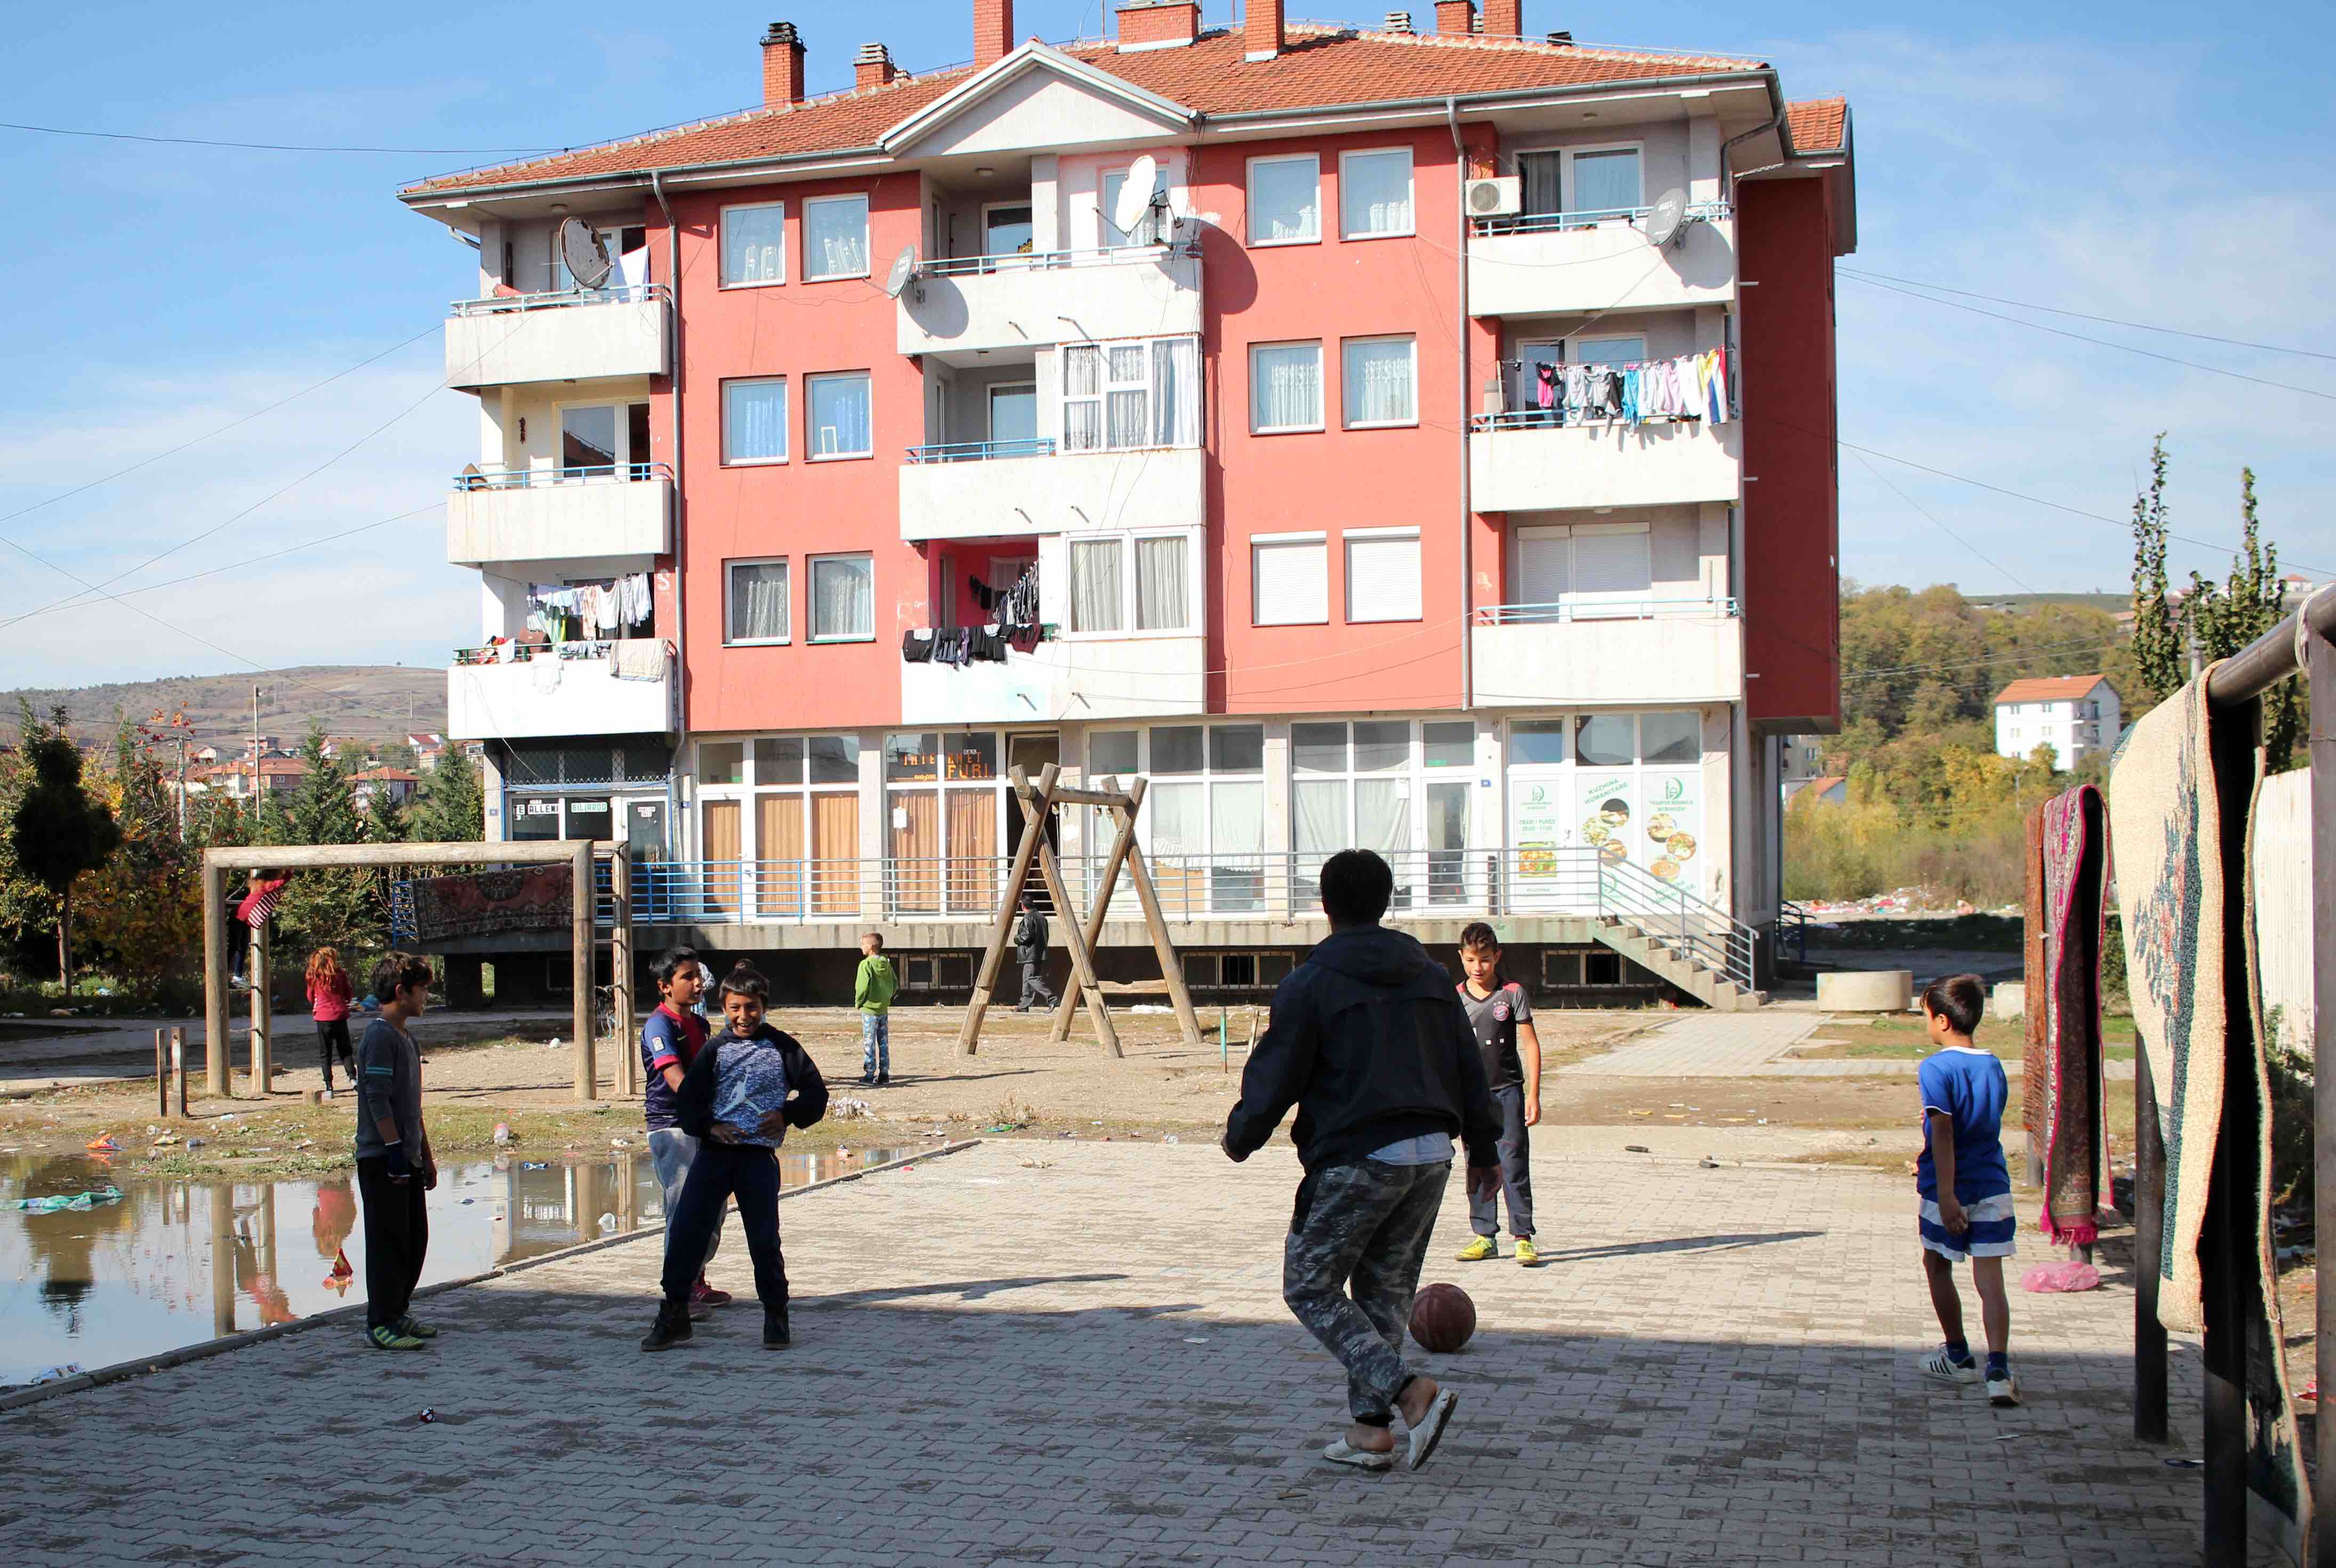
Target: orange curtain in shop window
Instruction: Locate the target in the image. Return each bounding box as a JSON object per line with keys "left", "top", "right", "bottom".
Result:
{"left": 809, "top": 792, "right": 860, "bottom": 915}
{"left": 701, "top": 800, "right": 741, "bottom": 915}
{"left": 756, "top": 794, "right": 805, "bottom": 917}
{"left": 889, "top": 792, "right": 939, "bottom": 914}
{"left": 945, "top": 790, "right": 1000, "bottom": 915}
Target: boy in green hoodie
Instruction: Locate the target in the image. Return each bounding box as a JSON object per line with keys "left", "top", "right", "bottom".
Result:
{"left": 854, "top": 932, "right": 898, "bottom": 1088}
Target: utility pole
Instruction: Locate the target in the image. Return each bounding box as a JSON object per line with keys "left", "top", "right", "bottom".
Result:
{"left": 177, "top": 735, "right": 189, "bottom": 842}
{"left": 251, "top": 684, "right": 266, "bottom": 827}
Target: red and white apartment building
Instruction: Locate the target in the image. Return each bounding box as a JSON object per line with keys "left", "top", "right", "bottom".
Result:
{"left": 400, "top": 1, "right": 1854, "bottom": 1007}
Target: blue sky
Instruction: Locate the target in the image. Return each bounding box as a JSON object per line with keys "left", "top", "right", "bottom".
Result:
{"left": 2, "top": 0, "right": 2330, "bottom": 693}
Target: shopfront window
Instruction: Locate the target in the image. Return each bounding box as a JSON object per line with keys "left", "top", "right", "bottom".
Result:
{"left": 886, "top": 730, "right": 1005, "bottom": 915}
{"left": 695, "top": 734, "right": 861, "bottom": 916}
{"left": 1507, "top": 711, "right": 1707, "bottom": 903}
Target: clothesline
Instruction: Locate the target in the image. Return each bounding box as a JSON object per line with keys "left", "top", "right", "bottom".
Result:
{"left": 526, "top": 572, "right": 652, "bottom": 642}
{"left": 1520, "top": 348, "right": 1731, "bottom": 428}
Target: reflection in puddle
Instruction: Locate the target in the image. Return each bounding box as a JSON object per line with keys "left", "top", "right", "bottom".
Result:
{"left": 0, "top": 1145, "right": 906, "bottom": 1388}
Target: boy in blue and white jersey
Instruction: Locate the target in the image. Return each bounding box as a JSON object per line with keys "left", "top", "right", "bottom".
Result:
{"left": 1913, "top": 972, "right": 2019, "bottom": 1408}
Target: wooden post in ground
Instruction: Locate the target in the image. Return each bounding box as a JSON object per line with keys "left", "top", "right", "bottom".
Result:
{"left": 247, "top": 904, "right": 271, "bottom": 1096}
{"left": 571, "top": 840, "right": 596, "bottom": 1101}
{"left": 1048, "top": 775, "right": 1141, "bottom": 1043}
{"left": 957, "top": 763, "right": 1059, "bottom": 1057}
{"left": 610, "top": 844, "right": 635, "bottom": 1099}
{"left": 1011, "top": 767, "right": 1120, "bottom": 1059}
{"left": 155, "top": 1028, "right": 168, "bottom": 1117}
{"left": 203, "top": 860, "right": 228, "bottom": 1098}
{"left": 171, "top": 1026, "right": 187, "bottom": 1119}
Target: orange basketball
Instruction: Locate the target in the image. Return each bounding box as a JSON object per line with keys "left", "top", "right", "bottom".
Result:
{"left": 1409, "top": 1282, "right": 1476, "bottom": 1353}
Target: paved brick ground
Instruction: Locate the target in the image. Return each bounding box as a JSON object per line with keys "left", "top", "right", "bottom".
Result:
{"left": 0, "top": 1140, "right": 2215, "bottom": 1565}
{"left": 1572, "top": 1011, "right": 1825, "bottom": 1076}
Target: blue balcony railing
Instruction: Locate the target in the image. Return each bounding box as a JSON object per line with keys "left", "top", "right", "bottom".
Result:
{"left": 448, "top": 283, "right": 668, "bottom": 316}
{"left": 1471, "top": 200, "right": 1731, "bottom": 237}
{"left": 903, "top": 438, "right": 1056, "bottom": 464}
{"left": 1474, "top": 598, "right": 1740, "bottom": 625}
{"left": 453, "top": 463, "right": 673, "bottom": 489}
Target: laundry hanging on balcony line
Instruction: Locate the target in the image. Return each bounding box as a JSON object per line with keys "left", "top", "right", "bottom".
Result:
{"left": 1516, "top": 348, "right": 1729, "bottom": 429}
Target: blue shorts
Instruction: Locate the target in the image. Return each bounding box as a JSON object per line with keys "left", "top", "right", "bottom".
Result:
{"left": 1918, "top": 1192, "right": 2017, "bottom": 1260}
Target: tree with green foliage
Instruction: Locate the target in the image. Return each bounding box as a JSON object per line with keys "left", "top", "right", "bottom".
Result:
{"left": 2181, "top": 468, "right": 2302, "bottom": 770}
{"left": 365, "top": 782, "right": 408, "bottom": 846}
{"left": 7, "top": 704, "right": 121, "bottom": 995}
{"left": 272, "top": 724, "right": 383, "bottom": 959}
{"left": 407, "top": 745, "right": 485, "bottom": 845}
{"left": 2128, "top": 433, "right": 2185, "bottom": 703}
{"left": 78, "top": 713, "right": 207, "bottom": 1007}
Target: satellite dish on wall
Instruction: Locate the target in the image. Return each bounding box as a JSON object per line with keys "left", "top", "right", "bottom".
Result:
{"left": 1642, "top": 188, "right": 1689, "bottom": 248}
{"left": 557, "top": 216, "right": 613, "bottom": 289}
{"left": 883, "top": 245, "right": 921, "bottom": 301}
{"left": 1113, "top": 153, "right": 1161, "bottom": 239}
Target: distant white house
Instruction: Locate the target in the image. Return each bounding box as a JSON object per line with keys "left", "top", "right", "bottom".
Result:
{"left": 1993, "top": 674, "right": 2121, "bottom": 767}
{"left": 1784, "top": 773, "right": 1848, "bottom": 806}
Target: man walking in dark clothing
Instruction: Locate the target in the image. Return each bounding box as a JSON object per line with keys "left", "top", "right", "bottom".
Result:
{"left": 1223, "top": 849, "right": 1500, "bottom": 1473}
{"left": 1012, "top": 895, "right": 1058, "bottom": 1012}
{"left": 354, "top": 953, "right": 437, "bottom": 1352}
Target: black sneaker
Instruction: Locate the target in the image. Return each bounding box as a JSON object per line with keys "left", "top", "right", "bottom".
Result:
{"left": 876, "top": 1073, "right": 890, "bottom": 1088}
{"left": 858, "top": 1074, "right": 876, "bottom": 1088}
{"left": 639, "top": 1300, "right": 693, "bottom": 1353}
{"left": 762, "top": 1302, "right": 791, "bottom": 1349}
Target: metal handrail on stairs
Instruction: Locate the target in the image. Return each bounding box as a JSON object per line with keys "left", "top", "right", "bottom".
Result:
{"left": 1591, "top": 854, "right": 1759, "bottom": 993}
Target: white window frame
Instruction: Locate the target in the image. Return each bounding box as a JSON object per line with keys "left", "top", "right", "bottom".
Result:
{"left": 719, "top": 376, "right": 789, "bottom": 467}
{"left": 801, "top": 193, "right": 872, "bottom": 282}
{"left": 1290, "top": 719, "right": 1428, "bottom": 870}
{"left": 1057, "top": 335, "right": 1201, "bottom": 454}
{"left": 986, "top": 381, "right": 1038, "bottom": 444}
{"left": 807, "top": 552, "right": 876, "bottom": 643}
{"left": 1339, "top": 334, "right": 1418, "bottom": 429}
{"left": 723, "top": 557, "right": 791, "bottom": 647}
{"left": 1510, "top": 519, "right": 1654, "bottom": 616}
{"left": 1338, "top": 147, "right": 1415, "bottom": 240}
{"left": 718, "top": 200, "right": 787, "bottom": 288}
{"left": 1062, "top": 529, "right": 1197, "bottom": 642}
{"left": 1343, "top": 526, "right": 1423, "bottom": 624}
{"left": 805, "top": 371, "right": 873, "bottom": 461}
{"left": 980, "top": 199, "right": 1038, "bottom": 259}
{"left": 1570, "top": 332, "right": 1647, "bottom": 367}
{"left": 550, "top": 396, "right": 649, "bottom": 478}
{"left": 1135, "top": 722, "right": 1269, "bottom": 864}
{"left": 1251, "top": 530, "right": 1329, "bottom": 626}
{"left": 1246, "top": 153, "right": 1321, "bottom": 246}
{"left": 1248, "top": 341, "right": 1324, "bottom": 434}
{"left": 1512, "top": 139, "right": 1647, "bottom": 220}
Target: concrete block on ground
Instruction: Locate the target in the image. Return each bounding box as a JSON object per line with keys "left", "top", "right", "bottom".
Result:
{"left": 1816, "top": 968, "right": 1912, "bottom": 1012}
{"left": 1993, "top": 981, "right": 2026, "bottom": 1019}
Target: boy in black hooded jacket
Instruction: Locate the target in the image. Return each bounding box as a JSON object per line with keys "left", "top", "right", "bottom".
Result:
{"left": 641, "top": 963, "right": 827, "bottom": 1352}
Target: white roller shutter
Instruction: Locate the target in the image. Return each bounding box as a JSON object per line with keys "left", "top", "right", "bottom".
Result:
{"left": 1515, "top": 526, "right": 1570, "bottom": 606}
{"left": 1570, "top": 528, "right": 1652, "bottom": 599}
{"left": 1345, "top": 530, "right": 1421, "bottom": 622}
{"left": 1253, "top": 537, "right": 1327, "bottom": 625}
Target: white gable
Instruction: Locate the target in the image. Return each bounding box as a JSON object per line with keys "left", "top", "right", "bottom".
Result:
{"left": 886, "top": 44, "right": 1192, "bottom": 161}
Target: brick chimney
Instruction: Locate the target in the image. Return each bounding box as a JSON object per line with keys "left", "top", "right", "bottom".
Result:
{"left": 974, "top": 0, "right": 1013, "bottom": 67}
{"left": 1481, "top": 0, "right": 1520, "bottom": 36}
{"left": 1433, "top": 0, "right": 1475, "bottom": 33}
{"left": 855, "top": 41, "right": 898, "bottom": 87}
{"left": 761, "top": 22, "right": 806, "bottom": 106}
{"left": 1117, "top": 0, "right": 1199, "bottom": 50}
{"left": 1245, "top": 0, "right": 1284, "bottom": 59}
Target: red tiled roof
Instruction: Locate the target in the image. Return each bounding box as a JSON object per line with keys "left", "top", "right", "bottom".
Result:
{"left": 404, "top": 27, "right": 1774, "bottom": 196}
{"left": 1786, "top": 96, "right": 1845, "bottom": 152}
{"left": 352, "top": 767, "right": 421, "bottom": 782}
{"left": 1993, "top": 674, "right": 2108, "bottom": 704}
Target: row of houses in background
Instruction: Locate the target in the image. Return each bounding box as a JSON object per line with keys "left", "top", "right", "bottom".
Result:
{"left": 169, "top": 733, "right": 480, "bottom": 810}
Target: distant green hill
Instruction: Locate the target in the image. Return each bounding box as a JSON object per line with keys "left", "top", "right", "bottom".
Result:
{"left": 2, "top": 666, "right": 445, "bottom": 752}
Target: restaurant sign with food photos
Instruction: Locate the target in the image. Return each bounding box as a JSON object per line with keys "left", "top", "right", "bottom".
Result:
{"left": 1638, "top": 770, "right": 1704, "bottom": 898}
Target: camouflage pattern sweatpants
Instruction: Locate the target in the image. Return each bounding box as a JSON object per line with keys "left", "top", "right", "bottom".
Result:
{"left": 1282, "top": 1157, "right": 1450, "bottom": 1425}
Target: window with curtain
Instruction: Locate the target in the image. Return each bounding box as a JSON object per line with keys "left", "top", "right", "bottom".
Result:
{"left": 1291, "top": 720, "right": 1414, "bottom": 906}
{"left": 1069, "top": 538, "right": 1123, "bottom": 633}
{"left": 1250, "top": 342, "right": 1322, "bottom": 432}
{"left": 1135, "top": 535, "right": 1187, "bottom": 631}
{"left": 726, "top": 559, "right": 790, "bottom": 644}
{"left": 1516, "top": 150, "right": 1562, "bottom": 217}
{"left": 806, "top": 372, "right": 871, "bottom": 458}
{"left": 722, "top": 378, "right": 788, "bottom": 464}
{"left": 1568, "top": 147, "right": 1643, "bottom": 216}
{"left": 1345, "top": 530, "right": 1421, "bottom": 623}
{"left": 1339, "top": 148, "right": 1413, "bottom": 238}
{"left": 809, "top": 554, "right": 873, "bottom": 641}
{"left": 1248, "top": 155, "right": 1319, "bottom": 243}
{"left": 1060, "top": 337, "right": 1199, "bottom": 453}
{"left": 802, "top": 194, "right": 869, "bottom": 279}
{"left": 1253, "top": 536, "right": 1327, "bottom": 625}
{"left": 1341, "top": 336, "right": 1415, "bottom": 427}
{"left": 721, "top": 203, "right": 785, "bottom": 285}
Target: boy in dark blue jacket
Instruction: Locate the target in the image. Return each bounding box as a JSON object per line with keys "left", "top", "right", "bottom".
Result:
{"left": 640, "top": 963, "right": 828, "bottom": 1353}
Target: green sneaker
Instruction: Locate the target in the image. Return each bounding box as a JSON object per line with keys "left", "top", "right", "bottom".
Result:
{"left": 397, "top": 1315, "right": 439, "bottom": 1340}
{"left": 368, "top": 1323, "right": 426, "bottom": 1351}
{"left": 1455, "top": 1235, "right": 1497, "bottom": 1263}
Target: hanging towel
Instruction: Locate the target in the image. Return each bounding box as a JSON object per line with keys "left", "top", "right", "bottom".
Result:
{"left": 612, "top": 639, "right": 667, "bottom": 681}
{"left": 902, "top": 629, "right": 935, "bottom": 663}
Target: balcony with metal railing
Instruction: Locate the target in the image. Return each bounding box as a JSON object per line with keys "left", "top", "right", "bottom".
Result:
{"left": 446, "top": 639, "right": 673, "bottom": 742}
{"left": 446, "top": 463, "right": 672, "bottom": 570}
{"left": 897, "top": 435, "right": 1203, "bottom": 543}
{"left": 1468, "top": 406, "right": 1740, "bottom": 513}
{"left": 1467, "top": 202, "right": 1735, "bottom": 317}
{"left": 895, "top": 243, "right": 1202, "bottom": 358}
{"left": 444, "top": 283, "right": 671, "bottom": 390}
{"left": 1471, "top": 597, "right": 1744, "bottom": 706}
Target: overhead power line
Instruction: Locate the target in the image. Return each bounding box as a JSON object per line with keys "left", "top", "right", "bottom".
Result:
{"left": 1839, "top": 268, "right": 2336, "bottom": 364}
{"left": 1, "top": 120, "right": 557, "bottom": 156}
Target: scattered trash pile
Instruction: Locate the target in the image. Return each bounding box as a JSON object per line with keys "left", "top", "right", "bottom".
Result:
{"left": 1795, "top": 889, "right": 2019, "bottom": 918}
{"left": 4, "top": 1185, "right": 123, "bottom": 1213}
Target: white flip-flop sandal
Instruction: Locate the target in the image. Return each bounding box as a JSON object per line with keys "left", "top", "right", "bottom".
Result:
{"left": 1322, "top": 1439, "right": 1394, "bottom": 1472}
{"left": 1407, "top": 1389, "right": 1459, "bottom": 1471}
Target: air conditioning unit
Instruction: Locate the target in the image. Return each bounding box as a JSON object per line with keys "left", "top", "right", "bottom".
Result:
{"left": 1464, "top": 176, "right": 1521, "bottom": 218}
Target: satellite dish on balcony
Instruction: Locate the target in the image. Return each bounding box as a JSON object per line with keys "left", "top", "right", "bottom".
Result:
{"left": 883, "top": 245, "right": 922, "bottom": 302}
{"left": 1113, "top": 153, "right": 1162, "bottom": 239}
{"left": 1642, "top": 188, "right": 1689, "bottom": 248}
{"left": 557, "top": 217, "right": 613, "bottom": 289}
